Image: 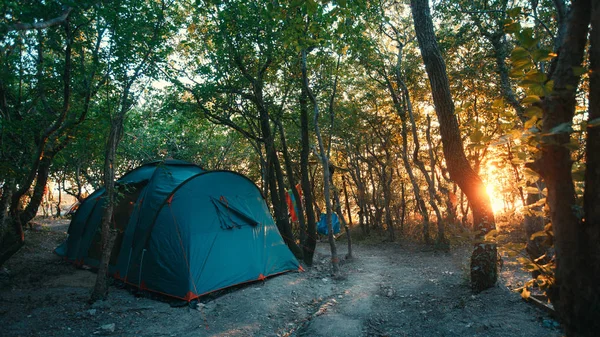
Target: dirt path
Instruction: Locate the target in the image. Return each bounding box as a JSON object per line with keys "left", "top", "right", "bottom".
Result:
{"left": 294, "top": 243, "right": 560, "bottom": 337}
{"left": 0, "top": 224, "right": 561, "bottom": 336}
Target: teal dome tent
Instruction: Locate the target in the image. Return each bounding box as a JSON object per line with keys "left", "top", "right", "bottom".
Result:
{"left": 55, "top": 159, "right": 300, "bottom": 301}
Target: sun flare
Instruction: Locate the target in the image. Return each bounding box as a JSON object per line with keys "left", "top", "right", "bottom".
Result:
{"left": 486, "top": 184, "right": 506, "bottom": 214}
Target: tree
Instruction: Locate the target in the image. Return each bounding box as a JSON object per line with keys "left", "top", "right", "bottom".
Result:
{"left": 90, "top": 0, "right": 177, "bottom": 301}
{"left": 0, "top": 2, "right": 105, "bottom": 265}
{"left": 410, "top": 0, "right": 497, "bottom": 291}
{"left": 524, "top": 0, "right": 599, "bottom": 334}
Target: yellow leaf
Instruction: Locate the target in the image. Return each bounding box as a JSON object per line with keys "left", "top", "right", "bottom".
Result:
{"left": 521, "top": 287, "right": 531, "bottom": 300}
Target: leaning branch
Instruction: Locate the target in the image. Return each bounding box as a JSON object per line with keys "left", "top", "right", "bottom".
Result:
{"left": 6, "top": 7, "right": 73, "bottom": 32}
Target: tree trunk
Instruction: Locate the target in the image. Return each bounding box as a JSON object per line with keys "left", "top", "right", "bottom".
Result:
{"left": 531, "top": 0, "right": 598, "bottom": 334}
{"left": 275, "top": 119, "right": 307, "bottom": 253}
{"left": 302, "top": 50, "right": 338, "bottom": 275}
{"left": 400, "top": 116, "right": 430, "bottom": 243}
{"left": 342, "top": 175, "right": 353, "bottom": 227}
{"left": 90, "top": 115, "right": 124, "bottom": 302}
{"left": 300, "top": 89, "right": 317, "bottom": 266}
{"left": 405, "top": 90, "right": 446, "bottom": 248}
{"left": 399, "top": 181, "right": 406, "bottom": 235}
{"left": 330, "top": 175, "right": 352, "bottom": 259}
{"left": 348, "top": 148, "right": 368, "bottom": 235}
{"left": 411, "top": 0, "right": 497, "bottom": 291}
{"left": 272, "top": 147, "right": 303, "bottom": 259}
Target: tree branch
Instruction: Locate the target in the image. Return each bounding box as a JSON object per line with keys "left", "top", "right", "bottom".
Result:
{"left": 7, "top": 7, "right": 73, "bottom": 32}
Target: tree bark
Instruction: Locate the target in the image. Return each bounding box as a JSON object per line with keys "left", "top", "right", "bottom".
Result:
{"left": 405, "top": 89, "right": 446, "bottom": 248}
{"left": 299, "top": 89, "right": 317, "bottom": 266}
{"left": 330, "top": 175, "right": 352, "bottom": 259}
{"left": 530, "top": 0, "right": 597, "bottom": 334}
{"left": 342, "top": 175, "right": 353, "bottom": 227}
{"left": 275, "top": 118, "right": 307, "bottom": 253}
{"left": 302, "top": 50, "right": 338, "bottom": 275}
{"left": 411, "top": 0, "right": 497, "bottom": 291}
{"left": 90, "top": 114, "right": 124, "bottom": 302}
{"left": 271, "top": 146, "right": 304, "bottom": 259}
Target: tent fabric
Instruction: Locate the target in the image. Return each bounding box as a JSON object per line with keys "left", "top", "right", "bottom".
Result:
{"left": 55, "top": 160, "right": 299, "bottom": 301}
{"left": 317, "top": 213, "right": 341, "bottom": 236}
{"left": 285, "top": 184, "right": 302, "bottom": 222}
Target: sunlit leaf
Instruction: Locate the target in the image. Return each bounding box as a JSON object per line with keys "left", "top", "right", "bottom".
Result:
{"left": 572, "top": 164, "right": 586, "bottom": 182}
{"left": 492, "top": 98, "right": 504, "bottom": 108}
{"left": 511, "top": 47, "right": 529, "bottom": 60}
{"left": 530, "top": 230, "right": 547, "bottom": 241}
{"left": 522, "top": 95, "right": 541, "bottom": 104}
{"left": 524, "top": 116, "right": 539, "bottom": 129}
{"left": 588, "top": 118, "right": 600, "bottom": 128}
{"left": 521, "top": 71, "right": 546, "bottom": 85}
{"left": 524, "top": 186, "right": 541, "bottom": 194}
{"left": 470, "top": 129, "right": 484, "bottom": 144}
{"left": 484, "top": 229, "right": 498, "bottom": 241}
{"left": 513, "top": 58, "right": 533, "bottom": 70}
{"left": 520, "top": 287, "right": 531, "bottom": 300}
{"left": 531, "top": 49, "right": 554, "bottom": 63}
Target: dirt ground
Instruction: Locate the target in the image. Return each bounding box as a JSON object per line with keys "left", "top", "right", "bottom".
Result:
{"left": 0, "top": 219, "right": 561, "bottom": 336}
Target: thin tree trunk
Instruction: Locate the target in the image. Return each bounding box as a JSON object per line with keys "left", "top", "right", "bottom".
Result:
{"left": 330, "top": 175, "right": 352, "bottom": 259}
{"left": 400, "top": 116, "right": 430, "bottom": 243}
{"left": 405, "top": 89, "right": 446, "bottom": 248}
{"left": 400, "top": 181, "right": 406, "bottom": 235}
{"left": 90, "top": 115, "right": 123, "bottom": 302}
{"left": 56, "top": 178, "right": 63, "bottom": 218}
{"left": 299, "top": 89, "right": 317, "bottom": 266}
{"left": 411, "top": 0, "right": 497, "bottom": 291}
{"left": 302, "top": 50, "right": 338, "bottom": 275}
{"left": 342, "top": 175, "right": 353, "bottom": 227}
{"left": 270, "top": 151, "right": 304, "bottom": 259}
{"left": 275, "top": 119, "right": 307, "bottom": 253}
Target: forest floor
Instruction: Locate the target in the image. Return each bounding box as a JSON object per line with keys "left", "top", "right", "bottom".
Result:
{"left": 0, "top": 218, "right": 561, "bottom": 337}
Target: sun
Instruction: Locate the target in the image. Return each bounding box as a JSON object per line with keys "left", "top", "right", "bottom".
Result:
{"left": 486, "top": 183, "right": 506, "bottom": 214}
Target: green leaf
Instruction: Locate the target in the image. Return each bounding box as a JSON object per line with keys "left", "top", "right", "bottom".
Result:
{"left": 524, "top": 106, "right": 543, "bottom": 118}
{"left": 522, "top": 95, "right": 541, "bottom": 104}
{"left": 484, "top": 230, "right": 498, "bottom": 242}
{"left": 511, "top": 47, "right": 529, "bottom": 61}
{"left": 505, "top": 21, "right": 522, "bottom": 34}
{"left": 492, "top": 98, "right": 504, "bottom": 108}
{"left": 565, "top": 139, "right": 581, "bottom": 151}
{"left": 544, "top": 80, "right": 554, "bottom": 94}
{"left": 518, "top": 28, "right": 539, "bottom": 49}
{"left": 513, "top": 58, "right": 533, "bottom": 71}
{"left": 532, "top": 49, "right": 555, "bottom": 63}
{"left": 549, "top": 122, "right": 573, "bottom": 135}
{"left": 524, "top": 116, "right": 538, "bottom": 129}
{"left": 507, "top": 7, "right": 522, "bottom": 18}
{"left": 470, "top": 129, "right": 484, "bottom": 143}
{"left": 588, "top": 117, "right": 600, "bottom": 128}
{"left": 521, "top": 71, "right": 546, "bottom": 85}
{"left": 306, "top": 0, "right": 318, "bottom": 14}
{"left": 572, "top": 66, "right": 587, "bottom": 76}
